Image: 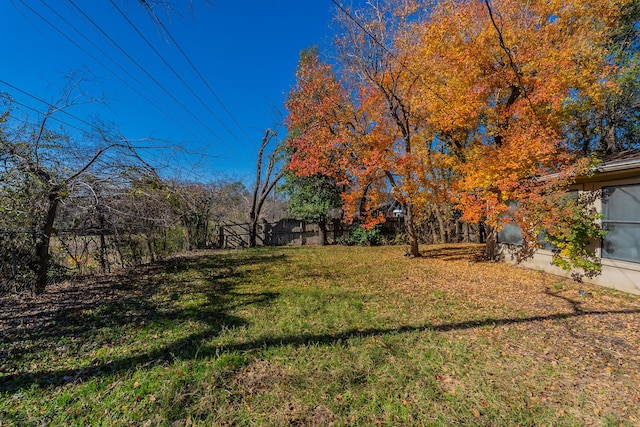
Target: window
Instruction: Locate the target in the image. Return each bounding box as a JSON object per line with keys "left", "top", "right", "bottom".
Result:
{"left": 497, "top": 200, "right": 523, "bottom": 245}
{"left": 497, "top": 223, "right": 523, "bottom": 245}
{"left": 601, "top": 184, "right": 640, "bottom": 263}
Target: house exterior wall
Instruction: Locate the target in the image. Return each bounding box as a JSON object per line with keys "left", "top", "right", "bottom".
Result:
{"left": 501, "top": 166, "right": 640, "bottom": 295}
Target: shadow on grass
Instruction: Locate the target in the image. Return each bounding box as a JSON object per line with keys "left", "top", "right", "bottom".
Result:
{"left": 0, "top": 251, "right": 283, "bottom": 392}
{"left": 2, "top": 286, "right": 638, "bottom": 392}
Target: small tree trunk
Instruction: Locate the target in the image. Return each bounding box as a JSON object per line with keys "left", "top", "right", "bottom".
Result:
{"left": 319, "top": 219, "right": 326, "bottom": 246}
{"left": 34, "top": 194, "right": 59, "bottom": 294}
{"left": 249, "top": 129, "right": 283, "bottom": 248}
{"left": 434, "top": 206, "right": 447, "bottom": 243}
{"left": 147, "top": 234, "right": 155, "bottom": 263}
{"left": 249, "top": 216, "right": 261, "bottom": 248}
{"left": 485, "top": 224, "right": 497, "bottom": 260}
{"left": 98, "top": 212, "right": 108, "bottom": 273}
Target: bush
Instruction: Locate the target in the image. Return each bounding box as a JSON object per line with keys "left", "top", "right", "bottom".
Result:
{"left": 345, "top": 224, "right": 382, "bottom": 246}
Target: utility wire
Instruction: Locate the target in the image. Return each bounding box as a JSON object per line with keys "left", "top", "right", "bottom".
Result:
{"left": 20, "top": 0, "right": 198, "bottom": 141}
{"left": 107, "top": 0, "right": 253, "bottom": 152}
{"left": 1, "top": 80, "right": 233, "bottom": 172}
{"left": 4, "top": 97, "right": 93, "bottom": 135}
{"left": 1, "top": 78, "right": 98, "bottom": 131}
{"left": 140, "top": 3, "right": 257, "bottom": 147}
{"left": 66, "top": 0, "right": 239, "bottom": 155}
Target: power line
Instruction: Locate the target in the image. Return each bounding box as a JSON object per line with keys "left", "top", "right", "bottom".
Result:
{"left": 0, "top": 79, "right": 239, "bottom": 171}
{"left": 65, "top": 0, "right": 240, "bottom": 155}
{"left": 19, "top": 0, "right": 198, "bottom": 141}
{"left": 140, "top": 3, "right": 258, "bottom": 147}
{"left": 108, "top": 0, "right": 254, "bottom": 152}
{"left": 0, "top": 78, "right": 98, "bottom": 131}
{"left": 4, "top": 96, "right": 92, "bottom": 135}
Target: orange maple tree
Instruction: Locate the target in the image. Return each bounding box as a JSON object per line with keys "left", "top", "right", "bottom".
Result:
{"left": 286, "top": 0, "right": 631, "bottom": 270}
{"left": 409, "top": 0, "right": 630, "bottom": 266}
{"left": 287, "top": 3, "right": 451, "bottom": 257}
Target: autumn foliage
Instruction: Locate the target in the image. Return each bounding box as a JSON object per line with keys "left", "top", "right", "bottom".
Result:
{"left": 286, "top": 0, "right": 635, "bottom": 269}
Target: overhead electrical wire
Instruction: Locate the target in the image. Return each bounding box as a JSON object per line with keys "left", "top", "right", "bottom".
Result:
{"left": 0, "top": 78, "right": 100, "bottom": 131}
{"left": 5, "top": 97, "right": 94, "bottom": 135}
{"left": 0, "top": 80, "right": 231, "bottom": 170}
{"left": 2, "top": 87, "right": 202, "bottom": 177}
{"left": 65, "top": 0, "right": 242, "bottom": 155}
{"left": 140, "top": 3, "right": 258, "bottom": 147}
{"left": 107, "top": 0, "right": 255, "bottom": 152}
{"left": 18, "top": 0, "right": 199, "bottom": 141}
{"left": 10, "top": 0, "right": 214, "bottom": 150}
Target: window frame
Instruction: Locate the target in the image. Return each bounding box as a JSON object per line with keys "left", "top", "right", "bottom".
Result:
{"left": 601, "top": 183, "right": 640, "bottom": 264}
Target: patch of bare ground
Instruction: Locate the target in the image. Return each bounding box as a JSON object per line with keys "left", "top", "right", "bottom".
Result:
{"left": 0, "top": 252, "right": 206, "bottom": 336}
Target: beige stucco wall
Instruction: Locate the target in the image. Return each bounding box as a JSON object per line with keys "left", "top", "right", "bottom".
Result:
{"left": 511, "top": 250, "right": 640, "bottom": 295}
{"left": 501, "top": 166, "right": 640, "bottom": 295}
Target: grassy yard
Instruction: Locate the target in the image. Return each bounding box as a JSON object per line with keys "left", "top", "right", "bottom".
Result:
{"left": 1, "top": 244, "right": 639, "bottom": 426}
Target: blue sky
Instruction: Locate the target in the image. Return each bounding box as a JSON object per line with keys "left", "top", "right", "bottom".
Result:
{"left": 1, "top": 1, "right": 343, "bottom": 182}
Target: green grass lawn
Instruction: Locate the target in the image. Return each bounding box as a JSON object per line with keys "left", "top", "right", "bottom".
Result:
{"left": 1, "top": 245, "right": 639, "bottom": 426}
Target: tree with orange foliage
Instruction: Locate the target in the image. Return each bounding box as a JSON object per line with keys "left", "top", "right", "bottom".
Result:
{"left": 408, "top": 0, "right": 631, "bottom": 271}
{"left": 287, "top": 2, "right": 452, "bottom": 257}
{"left": 287, "top": 0, "right": 633, "bottom": 273}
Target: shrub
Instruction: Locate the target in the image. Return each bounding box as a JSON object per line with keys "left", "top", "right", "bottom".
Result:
{"left": 346, "top": 224, "right": 382, "bottom": 246}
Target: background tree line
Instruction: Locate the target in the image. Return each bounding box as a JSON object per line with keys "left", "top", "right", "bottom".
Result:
{"left": 0, "top": 89, "right": 288, "bottom": 294}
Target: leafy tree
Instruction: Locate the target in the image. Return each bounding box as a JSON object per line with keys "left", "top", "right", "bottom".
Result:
{"left": 569, "top": 0, "right": 640, "bottom": 154}
{"left": 286, "top": 37, "right": 449, "bottom": 257}
{"left": 280, "top": 172, "right": 342, "bottom": 245}
{"left": 408, "top": 0, "right": 632, "bottom": 271}
{"left": 287, "top": 0, "right": 634, "bottom": 275}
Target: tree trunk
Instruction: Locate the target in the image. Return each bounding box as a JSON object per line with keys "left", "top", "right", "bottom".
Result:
{"left": 319, "top": 219, "right": 326, "bottom": 246}
{"left": 249, "top": 129, "right": 283, "bottom": 248}
{"left": 434, "top": 205, "right": 447, "bottom": 243}
{"left": 147, "top": 234, "right": 155, "bottom": 263}
{"left": 484, "top": 224, "right": 497, "bottom": 260}
{"left": 404, "top": 201, "right": 421, "bottom": 257}
{"left": 34, "top": 194, "right": 59, "bottom": 294}
{"left": 98, "top": 211, "right": 108, "bottom": 273}
{"left": 249, "top": 218, "right": 259, "bottom": 248}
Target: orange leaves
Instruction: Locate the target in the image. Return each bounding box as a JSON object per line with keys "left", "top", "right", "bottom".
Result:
{"left": 410, "top": 0, "right": 630, "bottom": 229}
{"left": 285, "top": 0, "right": 630, "bottom": 244}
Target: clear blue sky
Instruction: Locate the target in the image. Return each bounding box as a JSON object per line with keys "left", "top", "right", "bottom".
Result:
{"left": 1, "top": 1, "right": 344, "bottom": 182}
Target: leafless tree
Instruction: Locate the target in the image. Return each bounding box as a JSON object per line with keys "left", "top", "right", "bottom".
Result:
{"left": 0, "top": 85, "right": 157, "bottom": 294}
{"left": 249, "top": 129, "right": 284, "bottom": 248}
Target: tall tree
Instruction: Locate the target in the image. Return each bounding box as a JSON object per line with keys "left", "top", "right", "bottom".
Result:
{"left": 410, "top": 0, "right": 632, "bottom": 267}
{"left": 286, "top": 32, "right": 449, "bottom": 257}
{"left": 249, "top": 129, "right": 284, "bottom": 248}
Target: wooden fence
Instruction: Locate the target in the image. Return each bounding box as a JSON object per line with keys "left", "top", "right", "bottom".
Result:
{"left": 218, "top": 218, "right": 405, "bottom": 249}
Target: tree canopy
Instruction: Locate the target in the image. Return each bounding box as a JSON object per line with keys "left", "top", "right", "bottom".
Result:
{"left": 285, "top": 0, "right": 639, "bottom": 271}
